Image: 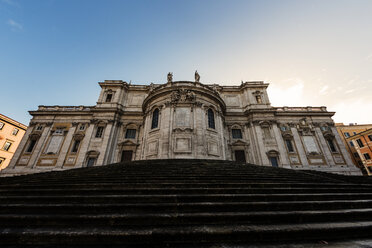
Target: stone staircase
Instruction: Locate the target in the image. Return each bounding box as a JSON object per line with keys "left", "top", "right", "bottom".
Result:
{"left": 0, "top": 159, "right": 371, "bottom": 247}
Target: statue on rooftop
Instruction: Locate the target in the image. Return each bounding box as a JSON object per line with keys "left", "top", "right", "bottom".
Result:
{"left": 167, "top": 72, "right": 173, "bottom": 83}
{"left": 195, "top": 70, "right": 200, "bottom": 82}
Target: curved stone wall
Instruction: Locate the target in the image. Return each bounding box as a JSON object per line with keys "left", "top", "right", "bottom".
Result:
{"left": 141, "top": 81, "right": 226, "bottom": 159}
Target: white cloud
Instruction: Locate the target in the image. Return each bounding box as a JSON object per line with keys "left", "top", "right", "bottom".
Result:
{"left": 366, "top": 53, "right": 372, "bottom": 61}
{"left": 331, "top": 99, "right": 372, "bottom": 124}
{"left": 267, "top": 78, "right": 306, "bottom": 107}
{"left": 7, "top": 19, "right": 23, "bottom": 31}
{"left": 345, "top": 89, "right": 356, "bottom": 94}
{"left": 319, "top": 85, "right": 329, "bottom": 95}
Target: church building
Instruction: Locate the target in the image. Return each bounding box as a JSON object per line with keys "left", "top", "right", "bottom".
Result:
{"left": 2, "top": 73, "right": 361, "bottom": 176}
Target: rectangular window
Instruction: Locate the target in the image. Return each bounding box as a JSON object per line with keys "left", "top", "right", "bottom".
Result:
{"left": 71, "top": 140, "right": 81, "bottom": 153}
{"left": 327, "top": 139, "right": 337, "bottom": 153}
{"left": 125, "top": 129, "right": 136, "bottom": 139}
{"left": 354, "top": 152, "right": 360, "bottom": 158}
{"left": 358, "top": 161, "right": 364, "bottom": 167}
{"left": 26, "top": 139, "right": 37, "bottom": 153}
{"left": 364, "top": 153, "right": 371, "bottom": 160}
{"left": 285, "top": 139, "right": 294, "bottom": 153}
{"left": 356, "top": 139, "right": 364, "bottom": 147}
{"left": 87, "top": 157, "right": 96, "bottom": 167}
{"left": 349, "top": 141, "right": 354, "bottom": 147}
{"left": 95, "top": 126, "right": 104, "bottom": 138}
{"left": 54, "top": 128, "right": 64, "bottom": 135}
{"left": 0, "top": 157, "right": 5, "bottom": 165}
{"left": 12, "top": 128, "right": 19, "bottom": 136}
{"left": 270, "top": 157, "right": 279, "bottom": 167}
{"left": 262, "top": 127, "right": 271, "bottom": 139}
{"left": 3, "top": 141, "right": 12, "bottom": 151}
{"left": 280, "top": 126, "right": 288, "bottom": 131}
{"left": 369, "top": 135, "right": 372, "bottom": 142}
{"left": 344, "top": 132, "right": 350, "bottom": 137}
{"left": 353, "top": 132, "right": 357, "bottom": 135}
{"left": 368, "top": 166, "right": 372, "bottom": 173}
{"left": 36, "top": 125, "right": 43, "bottom": 131}
{"left": 79, "top": 124, "right": 86, "bottom": 131}
{"left": 0, "top": 122, "right": 4, "bottom": 130}
{"left": 232, "top": 129, "right": 242, "bottom": 139}
{"left": 105, "top": 93, "right": 113, "bottom": 102}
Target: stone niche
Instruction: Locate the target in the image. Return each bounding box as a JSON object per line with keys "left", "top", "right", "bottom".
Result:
{"left": 174, "top": 137, "right": 192, "bottom": 153}
{"left": 225, "top": 95, "right": 240, "bottom": 107}
{"left": 147, "top": 140, "right": 158, "bottom": 156}
{"left": 207, "top": 140, "right": 219, "bottom": 156}
{"left": 302, "top": 136, "right": 319, "bottom": 154}
{"left": 174, "top": 107, "right": 191, "bottom": 127}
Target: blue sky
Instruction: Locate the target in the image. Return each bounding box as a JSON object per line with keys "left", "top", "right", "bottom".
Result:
{"left": 1, "top": 0, "right": 372, "bottom": 125}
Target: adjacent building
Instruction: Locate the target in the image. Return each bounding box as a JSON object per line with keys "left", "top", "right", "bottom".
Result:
{"left": 347, "top": 129, "right": 372, "bottom": 175}
{"left": 0, "top": 114, "right": 27, "bottom": 170}
{"left": 2, "top": 77, "right": 361, "bottom": 176}
{"left": 335, "top": 123, "right": 372, "bottom": 175}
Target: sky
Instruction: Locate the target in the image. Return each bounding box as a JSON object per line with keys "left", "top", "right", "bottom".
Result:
{"left": 1, "top": 0, "right": 371, "bottom": 125}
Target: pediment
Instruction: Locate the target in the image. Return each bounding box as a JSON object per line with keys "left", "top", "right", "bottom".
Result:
{"left": 231, "top": 140, "right": 248, "bottom": 146}
{"left": 118, "top": 140, "right": 138, "bottom": 146}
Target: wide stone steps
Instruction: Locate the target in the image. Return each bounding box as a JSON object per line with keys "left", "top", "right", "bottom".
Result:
{"left": 0, "top": 159, "right": 371, "bottom": 246}
{"left": 0, "top": 193, "right": 372, "bottom": 204}
{"left": 1, "top": 187, "right": 372, "bottom": 195}
{"left": 2, "top": 200, "right": 372, "bottom": 214}
{"left": 1, "top": 222, "right": 372, "bottom": 245}
{"left": 1, "top": 209, "right": 372, "bottom": 226}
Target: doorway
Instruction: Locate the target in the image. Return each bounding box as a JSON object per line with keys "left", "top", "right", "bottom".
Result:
{"left": 234, "top": 150, "right": 246, "bottom": 163}
{"left": 121, "top": 150, "right": 133, "bottom": 162}
{"left": 270, "top": 157, "right": 279, "bottom": 167}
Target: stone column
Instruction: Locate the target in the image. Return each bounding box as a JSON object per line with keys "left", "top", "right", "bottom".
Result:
{"left": 196, "top": 107, "right": 205, "bottom": 158}
{"left": 75, "top": 124, "right": 94, "bottom": 167}
{"left": 247, "top": 124, "right": 261, "bottom": 165}
{"left": 243, "top": 125, "right": 254, "bottom": 164}
{"left": 8, "top": 125, "right": 34, "bottom": 169}
{"left": 218, "top": 113, "right": 226, "bottom": 160}
{"left": 332, "top": 126, "right": 354, "bottom": 166}
{"left": 97, "top": 122, "right": 114, "bottom": 166}
{"left": 291, "top": 128, "right": 309, "bottom": 167}
{"left": 55, "top": 126, "right": 76, "bottom": 168}
{"left": 273, "top": 125, "right": 290, "bottom": 168}
{"left": 140, "top": 113, "right": 150, "bottom": 159}
{"left": 315, "top": 128, "right": 334, "bottom": 166}
{"left": 254, "top": 125, "right": 269, "bottom": 166}
{"left": 28, "top": 125, "right": 52, "bottom": 169}
{"left": 105, "top": 121, "right": 121, "bottom": 164}
{"left": 160, "top": 106, "right": 171, "bottom": 158}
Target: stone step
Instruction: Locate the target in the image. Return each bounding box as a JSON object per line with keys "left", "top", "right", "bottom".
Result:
{"left": 1, "top": 221, "right": 372, "bottom": 245}
{"left": 0, "top": 193, "right": 371, "bottom": 204}
{"left": 0, "top": 182, "right": 366, "bottom": 189}
{"left": 1, "top": 200, "right": 372, "bottom": 214}
{"left": 1, "top": 187, "right": 371, "bottom": 195}
{"left": 0, "top": 208, "right": 371, "bottom": 227}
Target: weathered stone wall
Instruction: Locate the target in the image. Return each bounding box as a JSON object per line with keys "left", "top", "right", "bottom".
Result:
{"left": 1, "top": 80, "right": 361, "bottom": 176}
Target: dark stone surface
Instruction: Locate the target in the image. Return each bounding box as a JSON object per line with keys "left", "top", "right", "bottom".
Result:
{"left": 0, "top": 159, "right": 371, "bottom": 246}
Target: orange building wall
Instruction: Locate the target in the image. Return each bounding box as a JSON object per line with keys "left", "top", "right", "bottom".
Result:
{"left": 335, "top": 123, "right": 372, "bottom": 175}
{"left": 0, "top": 114, "right": 27, "bottom": 170}
{"left": 348, "top": 129, "right": 372, "bottom": 175}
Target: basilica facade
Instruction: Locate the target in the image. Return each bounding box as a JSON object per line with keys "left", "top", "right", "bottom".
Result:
{"left": 2, "top": 76, "right": 361, "bottom": 176}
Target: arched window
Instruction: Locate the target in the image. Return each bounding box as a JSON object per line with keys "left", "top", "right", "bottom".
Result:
{"left": 232, "top": 129, "right": 242, "bottom": 139}
{"left": 285, "top": 139, "right": 294, "bottom": 153}
{"left": 151, "top": 108, "right": 159, "bottom": 129}
{"left": 327, "top": 138, "right": 337, "bottom": 153}
{"left": 207, "top": 109, "right": 215, "bottom": 129}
